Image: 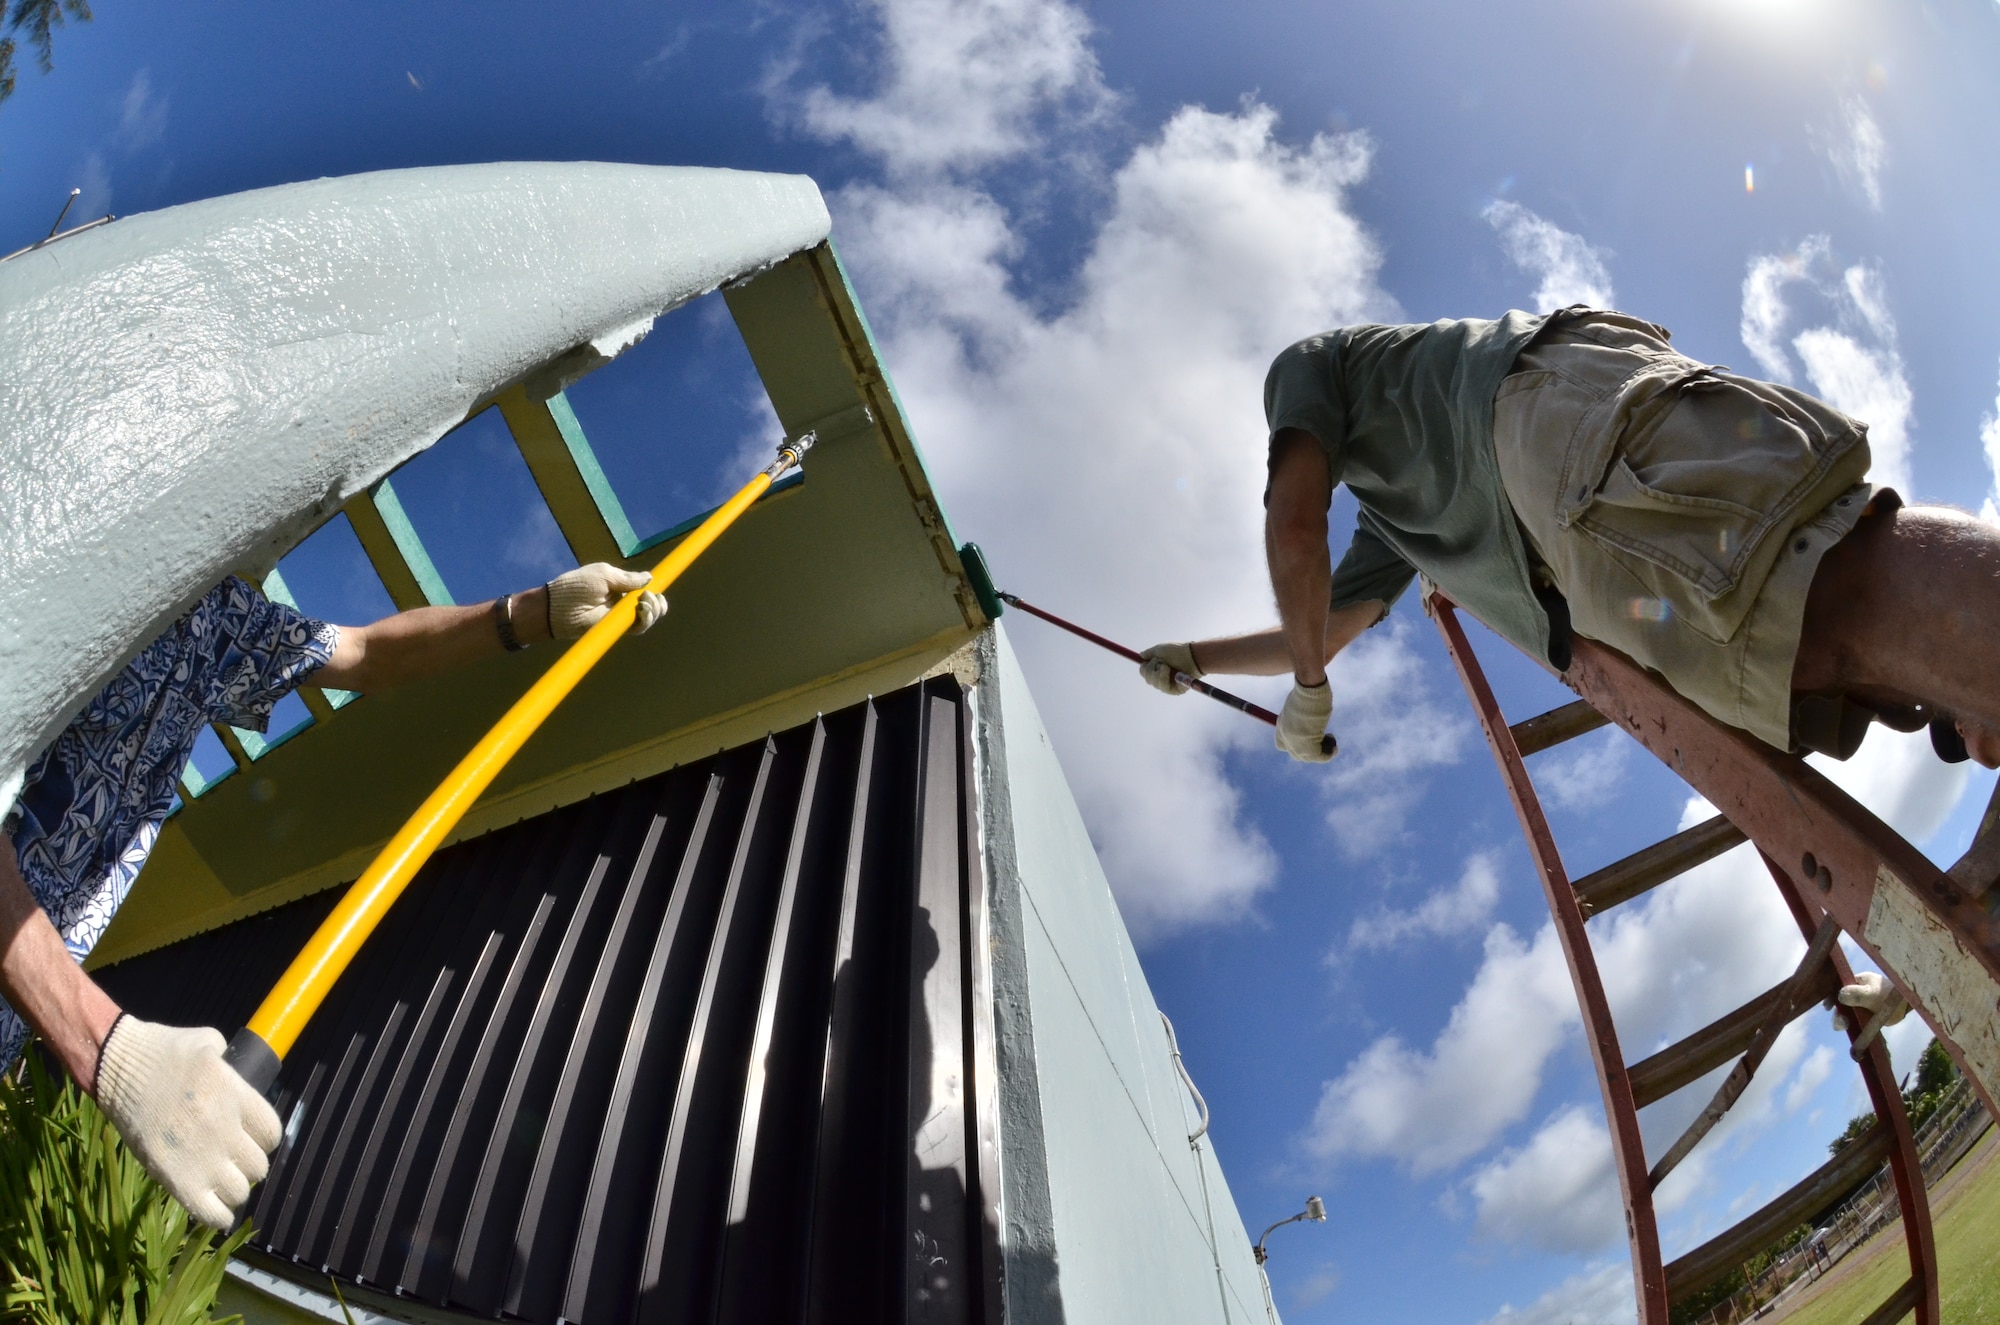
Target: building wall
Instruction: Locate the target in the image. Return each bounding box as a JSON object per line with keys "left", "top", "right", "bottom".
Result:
{"left": 973, "top": 627, "right": 1274, "bottom": 1325}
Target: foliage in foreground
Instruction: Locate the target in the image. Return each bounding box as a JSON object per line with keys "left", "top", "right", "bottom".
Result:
{"left": 0, "top": 1049, "right": 250, "bottom": 1325}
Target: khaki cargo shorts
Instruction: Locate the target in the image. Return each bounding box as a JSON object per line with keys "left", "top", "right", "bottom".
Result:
{"left": 1492, "top": 310, "right": 1874, "bottom": 751}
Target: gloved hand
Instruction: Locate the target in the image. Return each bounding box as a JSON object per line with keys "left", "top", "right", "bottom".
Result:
{"left": 1276, "top": 679, "right": 1336, "bottom": 763}
{"left": 546, "top": 563, "right": 667, "bottom": 640}
{"left": 94, "top": 1015, "right": 283, "bottom": 1230}
{"left": 1833, "top": 971, "right": 1908, "bottom": 1031}
{"left": 1139, "top": 642, "right": 1202, "bottom": 696}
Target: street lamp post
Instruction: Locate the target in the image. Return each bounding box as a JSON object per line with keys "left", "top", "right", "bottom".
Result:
{"left": 1253, "top": 1195, "right": 1327, "bottom": 1266}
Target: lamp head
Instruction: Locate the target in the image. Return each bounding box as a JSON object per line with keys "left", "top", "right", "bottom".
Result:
{"left": 1305, "top": 1195, "right": 1326, "bottom": 1222}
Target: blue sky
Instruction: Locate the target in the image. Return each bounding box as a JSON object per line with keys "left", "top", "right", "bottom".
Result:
{"left": 7, "top": 3, "right": 2000, "bottom": 1321}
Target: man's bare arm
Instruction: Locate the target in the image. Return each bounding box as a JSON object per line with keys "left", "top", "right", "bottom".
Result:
{"left": 1264, "top": 428, "right": 1336, "bottom": 686}
{"left": 314, "top": 588, "right": 553, "bottom": 694}
{"left": 1187, "top": 600, "right": 1388, "bottom": 677}
{"left": 0, "top": 838, "right": 120, "bottom": 1093}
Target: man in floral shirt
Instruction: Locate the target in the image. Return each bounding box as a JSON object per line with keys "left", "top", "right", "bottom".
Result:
{"left": 0, "top": 561, "right": 663, "bottom": 1229}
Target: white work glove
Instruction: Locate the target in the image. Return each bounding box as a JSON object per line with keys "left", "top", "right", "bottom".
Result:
{"left": 1832, "top": 971, "right": 1909, "bottom": 1031}
{"left": 94, "top": 1015, "right": 282, "bottom": 1231}
{"left": 546, "top": 563, "right": 666, "bottom": 640}
{"left": 1139, "top": 642, "right": 1202, "bottom": 696}
{"left": 1276, "top": 680, "right": 1336, "bottom": 763}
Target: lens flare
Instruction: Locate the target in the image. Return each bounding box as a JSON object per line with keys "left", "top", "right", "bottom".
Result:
{"left": 1745, "top": 164, "right": 1756, "bottom": 193}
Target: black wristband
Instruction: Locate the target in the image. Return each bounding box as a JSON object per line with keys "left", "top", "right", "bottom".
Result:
{"left": 493, "top": 594, "right": 528, "bottom": 652}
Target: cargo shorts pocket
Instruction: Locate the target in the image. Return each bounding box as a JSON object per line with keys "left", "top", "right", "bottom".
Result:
{"left": 1566, "top": 370, "right": 1866, "bottom": 644}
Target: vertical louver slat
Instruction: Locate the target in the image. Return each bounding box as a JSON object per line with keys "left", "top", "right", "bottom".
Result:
{"left": 361, "top": 913, "right": 514, "bottom": 1283}
{"left": 93, "top": 679, "right": 996, "bottom": 1325}
{"left": 636, "top": 737, "right": 797, "bottom": 1324}
{"left": 907, "top": 693, "right": 971, "bottom": 1321}
{"left": 504, "top": 784, "right": 690, "bottom": 1319}
{"left": 446, "top": 794, "right": 648, "bottom": 1309}
{"left": 958, "top": 701, "right": 1007, "bottom": 1325}
{"left": 402, "top": 815, "right": 613, "bottom": 1294}
{"left": 715, "top": 709, "right": 868, "bottom": 1322}
{"left": 561, "top": 769, "right": 725, "bottom": 1324}
{"left": 325, "top": 960, "right": 456, "bottom": 1270}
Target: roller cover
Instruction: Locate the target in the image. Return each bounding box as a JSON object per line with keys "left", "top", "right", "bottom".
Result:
{"left": 0, "top": 162, "right": 831, "bottom": 812}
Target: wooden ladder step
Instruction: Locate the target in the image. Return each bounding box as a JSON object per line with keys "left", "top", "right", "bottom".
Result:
{"left": 1627, "top": 983, "right": 1792, "bottom": 1110}
{"left": 1574, "top": 814, "right": 1748, "bottom": 917}
{"left": 1665, "top": 1122, "right": 1892, "bottom": 1303}
{"left": 1856, "top": 1277, "right": 1921, "bottom": 1325}
{"left": 1508, "top": 699, "right": 1609, "bottom": 757}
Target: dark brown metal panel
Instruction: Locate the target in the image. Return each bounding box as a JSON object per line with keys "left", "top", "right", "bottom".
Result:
{"left": 94, "top": 679, "right": 995, "bottom": 1325}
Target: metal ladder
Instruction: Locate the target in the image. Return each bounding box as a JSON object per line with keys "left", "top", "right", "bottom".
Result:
{"left": 1425, "top": 588, "right": 2000, "bottom": 1325}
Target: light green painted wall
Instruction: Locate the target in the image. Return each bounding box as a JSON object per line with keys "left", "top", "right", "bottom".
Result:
{"left": 974, "top": 626, "right": 1275, "bottom": 1324}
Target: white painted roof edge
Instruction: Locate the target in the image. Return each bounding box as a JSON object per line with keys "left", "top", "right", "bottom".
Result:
{"left": 0, "top": 162, "right": 829, "bottom": 811}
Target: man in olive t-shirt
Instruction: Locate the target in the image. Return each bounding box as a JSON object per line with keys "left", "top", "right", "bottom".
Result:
{"left": 1137, "top": 307, "right": 2000, "bottom": 771}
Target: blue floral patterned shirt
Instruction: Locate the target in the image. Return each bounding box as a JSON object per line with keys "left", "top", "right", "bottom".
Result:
{"left": 0, "top": 577, "right": 338, "bottom": 1063}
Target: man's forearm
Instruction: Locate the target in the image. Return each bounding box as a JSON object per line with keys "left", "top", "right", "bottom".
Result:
{"left": 1187, "top": 601, "right": 1389, "bottom": 676}
{"left": 1269, "top": 521, "right": 1332, "bottom": 685}
{"left": 0, "top": 840, "right": 120, "bottom": 1093}
{"left": 316, "top": 587, "right": 552, "bottom": 694}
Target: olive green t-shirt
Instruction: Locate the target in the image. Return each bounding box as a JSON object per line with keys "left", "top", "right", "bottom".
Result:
{"left": 1263, "top": 311, "right": 1556, "bottom": 663}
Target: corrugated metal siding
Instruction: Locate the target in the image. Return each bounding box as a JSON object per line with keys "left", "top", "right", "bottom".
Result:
{"left": 97, "top": 678, "right": 1001, "bottom": 1324}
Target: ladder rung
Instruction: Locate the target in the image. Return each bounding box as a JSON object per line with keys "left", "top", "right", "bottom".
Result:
{"left": 1508, "top": 699, "right": 1609, "bottom": 757}
{"left": 1574, "top": 814, "right": 1747, "bottom": 917}
{"left": 1627, "top": 983, "right": 1793, "bottom": 1109}
{"left": 1665, "top": 1122, "right": 1892, "bottom": 1303}
{"left": 1856, "top": 1277, "right": 1920, "bottom": 1325}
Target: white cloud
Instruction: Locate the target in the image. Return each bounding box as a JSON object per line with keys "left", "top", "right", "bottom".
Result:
{"left": 1978, "top": 362, "right": 2000, "bottom": 523}
{"left": 117, "top": 69, "right": 169, "bottom": 151}
{"left": 1306, "top": 722, "right": 1970, "bottom": 1193}
{"left": 1345, "top": 850, "right": 1502, "bottom": 953}
{"left": 74, "top": 151, "right": 113, "bottom": 222}
{"left": 1289, "top": 1262, "right": 1341, "bottom": 1310}
{"left": 1321, "top": 619, "right": 1473, "bottom": 855}
{"left": 1816, "top": 95, "right": 1885, "bottom": 211}
{"left": 786, "top": 0, "right": 1113, "bottom": 177}
{"left": 1483, "top": 200, "right": 1615, "bottom": 311}
{"left": 1481, "top": 1261, "right": 1635, "bottom": 1325}
{"left": 1468, "top": 1105, "right": 1622, "bottom": 1254}
{"left": 1304, "top": 920, "right": 1578, "bottom": 1174}
{"left": 1738, "top": 236, "right": 1913, "bottom": 493}
{"left": 1808, "top": 724, "right": 1968, "bottom": 847}
{"left": 794, "top": 0, "right": 1410, "bottom": 936}
{"left": 1785, "top": 1044, "right": 1836, "bottom": 1113}
{"left": 1533, "top": 728, "right": 1631, "bottom": 813}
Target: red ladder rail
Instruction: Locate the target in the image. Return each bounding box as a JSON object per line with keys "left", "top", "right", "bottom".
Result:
{"left": 1426, "top": 590, "right": 1947, "bottom": 1325}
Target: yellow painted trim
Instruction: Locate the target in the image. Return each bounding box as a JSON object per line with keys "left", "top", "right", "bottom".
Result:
{"left": 495, "top": 384, "right": 631, "bottom": 566}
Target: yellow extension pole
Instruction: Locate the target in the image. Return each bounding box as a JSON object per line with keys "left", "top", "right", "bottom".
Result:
{"left": 222, "top": 436, "right": 813, "bottom": 1091}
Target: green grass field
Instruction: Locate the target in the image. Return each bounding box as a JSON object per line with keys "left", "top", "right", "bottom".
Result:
{"left": 1774, "top": 1131, "right": 2000, "bottom": 1325}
